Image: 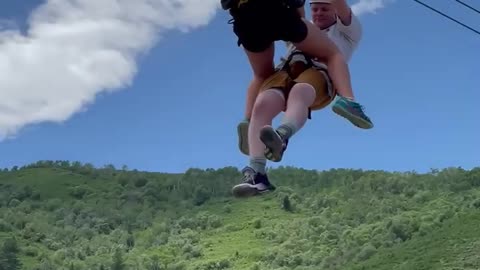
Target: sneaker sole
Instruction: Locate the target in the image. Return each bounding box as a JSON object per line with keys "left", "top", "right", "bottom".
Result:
{"left": 232, "top": 184, "right": 260, "bottom": 198}
{"left": 259, "top": 126, "right": 284, "bottom": 162}
{"left": 237, "top": 122, "right": 249, "bottom": 156}
{"left": 332, "top": 105, "right": 373, "bottom": 129}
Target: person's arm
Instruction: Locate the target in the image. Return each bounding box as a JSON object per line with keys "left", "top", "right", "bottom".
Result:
{"left": 331, "top": 0, "right": 352, "bottom": 25}
{"left": 331, "top": 0, "right": 362, "bottom": 43}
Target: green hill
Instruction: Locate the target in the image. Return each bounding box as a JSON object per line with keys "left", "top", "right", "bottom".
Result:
{"left": 0, "top": 161, "right": 479, "bottom": 270}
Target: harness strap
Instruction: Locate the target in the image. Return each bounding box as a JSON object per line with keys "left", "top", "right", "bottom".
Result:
{"left": 280, "top": 50, "right": 314, "bottom": 76}
{"left": 279, "top": 51, "right": 315, "bottom": 119}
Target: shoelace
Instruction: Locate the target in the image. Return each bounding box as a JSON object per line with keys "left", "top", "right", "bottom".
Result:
{"left": 242, "top": 170, "right": 256, "bottom": 184}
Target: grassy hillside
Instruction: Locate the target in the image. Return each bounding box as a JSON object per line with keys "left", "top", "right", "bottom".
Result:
{"left": 0, "top": 161, "right": 479, "bottom": 270}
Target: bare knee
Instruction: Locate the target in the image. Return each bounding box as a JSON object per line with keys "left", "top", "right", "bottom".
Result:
{"left": 252, "top": 90, "right": 285, "bottom": 117}
{"left": 252, "top": 93, "right": 274, "bottom": 115}
{"left": 289, "top": 83, "right": 316, "bottom": 105}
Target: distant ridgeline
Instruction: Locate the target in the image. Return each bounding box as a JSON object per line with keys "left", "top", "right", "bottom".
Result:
{"left": 0, "top": 160, "right": 479, "bottom": 270}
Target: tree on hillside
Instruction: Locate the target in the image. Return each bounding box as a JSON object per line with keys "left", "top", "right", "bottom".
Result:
{"left": 282, "top": 195, "right": 293, "bottom": 212}
{"left": 111, "top": 248, "right": 125, "bottom": 270}
{"left": 0, "top": 237, "right": 22, "bottom": 270}
{"left": 126, "top": 234, "right": 135, "bottom": 250}
{"left": 145, "top": 255, "right": 162, "bottom": 270}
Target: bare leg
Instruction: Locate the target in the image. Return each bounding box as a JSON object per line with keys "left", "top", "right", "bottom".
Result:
{"left": 243, "top": 44, "right": 276, "bottom": 119}
{"left": 232, "top": 88, "right": 283, "bottom": 198}
{"left": 237, "top": 44, "right": 276, "bottom": 156}
{"left": 244, "top": 78, "right": 266, "bottom": 120}
{"left": 282, "top": 83, "right": 316, "bottom": 131}
{"left": 249, "top": 89, "right": 285, "bottom": 162}
{"left": 293, "top": 19, "right": 353, "bottom": 98}
{"left": 260, "top": 83, "right": 316, "bottom": 162}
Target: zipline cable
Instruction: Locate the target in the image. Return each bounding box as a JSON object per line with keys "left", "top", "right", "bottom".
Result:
{"left": 454, "top": 0, "right": 480, "bottom": 15}
{"left": 413, "top": 0, "right": 480, "bottom": 36}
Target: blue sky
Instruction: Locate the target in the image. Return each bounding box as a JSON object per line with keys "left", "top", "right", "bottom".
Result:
{"left": 0, "top": 0, "right": 478, "bottom": 173}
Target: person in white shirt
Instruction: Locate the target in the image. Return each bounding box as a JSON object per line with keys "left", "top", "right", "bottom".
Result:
{"left": 232, "top": 0, "right": 372, "bottom": 197}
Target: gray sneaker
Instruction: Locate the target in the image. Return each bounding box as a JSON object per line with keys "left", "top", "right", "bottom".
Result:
{"left": 237, "top": 120, "right": 249, "bottom": 156}
{"left": 259, "top": 125, "right": 288, "bottom": 162}
{"left": 232, "top": 167, "right": 275, "bottom": 198}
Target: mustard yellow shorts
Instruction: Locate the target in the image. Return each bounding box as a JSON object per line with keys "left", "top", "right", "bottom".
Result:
{"left": 258, "top": 63, "right": 336, "bottom": 112}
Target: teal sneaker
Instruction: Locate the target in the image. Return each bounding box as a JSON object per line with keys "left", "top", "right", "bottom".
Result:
{"left": 237, "top": 119, "right": 249, "bottom": 156}
{"left": 332, "top": 96, "right": 373, "bottom": 129}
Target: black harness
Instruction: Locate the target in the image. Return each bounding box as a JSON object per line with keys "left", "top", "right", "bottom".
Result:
{"left": 278, "top": 50, "right": 317, "bottom": 119}
{"left": 280, "top": 50, "right": 315, "bottom": 77}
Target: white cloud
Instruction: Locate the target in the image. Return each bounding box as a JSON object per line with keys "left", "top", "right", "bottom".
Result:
{"left": 0, "top": 0, "right": 220, "bottom": 140}
{"left": 351, "top": 0, "right": 394, "bottom": 15}
{"left": 0, "top": 0, "right": 394, "bottom": 141}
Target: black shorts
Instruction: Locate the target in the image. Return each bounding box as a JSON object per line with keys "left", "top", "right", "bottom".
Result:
{"left": 228, "top": 0, "right": 308, "bottom": 52}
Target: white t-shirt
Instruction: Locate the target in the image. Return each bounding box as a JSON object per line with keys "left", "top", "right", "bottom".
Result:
{"left": 279, "top": 11, "right": 362, "bottom": 70}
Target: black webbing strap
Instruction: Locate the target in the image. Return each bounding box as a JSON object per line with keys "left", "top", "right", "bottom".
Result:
{"left": 280, "top": 51, "right": 314, "bottom": 119}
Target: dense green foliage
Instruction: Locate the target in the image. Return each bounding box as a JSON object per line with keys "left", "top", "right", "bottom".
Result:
{"left": 0, "top": 161, "right": 479, "bottom": 269}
